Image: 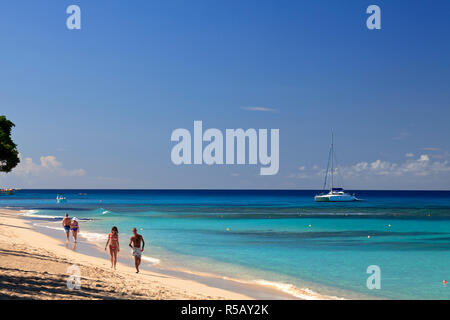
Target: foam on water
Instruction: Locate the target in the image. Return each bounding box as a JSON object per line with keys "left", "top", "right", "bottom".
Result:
{"left": 21, "top": 210, "right": 63, "bottom": 220}
{"left": 80, "top": 231, "right": 108, "bottom": 242}
{"left": 252, "top": 279, "right": 343, "bottom": 300}
{"left": 32, "top": 223, "right": 62, "bottom": 231}
{"left": 141, "top": 254, "right": 161, "bottom": 265}
{"left": 31, "top": 222, "right": 106, "bottom": 241}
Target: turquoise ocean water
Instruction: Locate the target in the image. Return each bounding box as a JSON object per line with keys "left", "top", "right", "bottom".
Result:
{"left": 2, "top": 189, "right": 450, "bottom": 299}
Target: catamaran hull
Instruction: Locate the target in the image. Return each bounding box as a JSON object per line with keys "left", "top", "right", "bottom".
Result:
{"left": 314, "top": 195, "right": 357, "bottom": 202}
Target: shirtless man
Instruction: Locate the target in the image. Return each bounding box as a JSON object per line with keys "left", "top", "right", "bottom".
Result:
{"left": 61, "top": 213, "right": 71, "bottom": 241}
{"left": 129, "top": 228, "right": 145, "bottom": 273}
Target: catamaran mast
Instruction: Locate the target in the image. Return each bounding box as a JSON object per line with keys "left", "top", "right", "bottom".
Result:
{"left": 330, "top": 132, "right": 334, "bottom": 191}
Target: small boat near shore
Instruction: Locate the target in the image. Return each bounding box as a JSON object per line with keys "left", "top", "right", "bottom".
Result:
{"left": 315, "top": 133, "right": 358, "bottom": 202}
{"left": 56, "top": 194, "right": 67, "bottom": 203}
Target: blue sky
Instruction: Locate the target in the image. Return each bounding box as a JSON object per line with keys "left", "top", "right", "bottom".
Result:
{"left": 1, "top": 0, "right": 449, "bottom": 189}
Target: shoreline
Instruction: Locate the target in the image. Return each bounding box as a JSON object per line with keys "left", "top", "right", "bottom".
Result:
{"left": 31, "top": 216, "right": 300, "bottom": 300}
{"left": 0, "top": 207, "right": 339, "bottom": 300}
{"left": 0, "top": 208, "right": 252, "bottom": 299}
{"left": 25, "top": 209, "right": 347, "bottom": 300}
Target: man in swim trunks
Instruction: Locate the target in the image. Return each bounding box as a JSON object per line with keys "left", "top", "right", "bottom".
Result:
{"left": 62, "top": 213, "right": 71, "bottom": 241}
{"left": 129, "top": 228, "right": 145, "bottom": 273}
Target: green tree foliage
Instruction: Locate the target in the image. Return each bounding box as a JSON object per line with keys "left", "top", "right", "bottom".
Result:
{"left": 0, "top": 116, "right": 20, "bottom": 173}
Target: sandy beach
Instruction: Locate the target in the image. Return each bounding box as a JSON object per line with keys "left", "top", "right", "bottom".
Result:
{"left": 0, "top": 208, "right": 255, "bottom": 300}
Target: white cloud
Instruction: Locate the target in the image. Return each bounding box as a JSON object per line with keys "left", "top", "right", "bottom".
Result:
{"left": 422, "top": 147, "right": 441, "bottom": 151}
{"left": 287, "top": 165, "right": 316, "bottom": 179}
{"left": 13, "top": 155, "right": 86, "bottom": 177}
{"left": 287, "top": 154, "right": 450, "bottom": 181}
{"left": 393, "top": 131, "right": 410, "bottom": 140}
{"left": 405, "top": 153, "right": 414, "bottom": 158}
{"left": 241, "top": 106, "right": 278, "bottom": 112}
{"left": 287, "top": 172, "right": 309, "bottom": 179}
{"left": 341, "top": 154, "right": 450, "bottom": 178}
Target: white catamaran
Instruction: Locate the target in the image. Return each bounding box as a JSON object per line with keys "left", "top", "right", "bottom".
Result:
{"left": 314, "top": 133, "right": 358, "bottom": 202}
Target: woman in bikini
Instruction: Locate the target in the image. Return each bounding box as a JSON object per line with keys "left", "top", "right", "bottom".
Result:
{"left": 70, "top": 217, "right": 79, "bottom": 243}
{"left": 105, "top": 226, "right": 120, "bottom": 270}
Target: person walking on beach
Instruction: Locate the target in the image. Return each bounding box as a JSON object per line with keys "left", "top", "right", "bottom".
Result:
{"left": 62, "top": 213, "right": 71, "bottom": 242}
{"left": 71, "top": 217, "right": 79, "bottom": 243}
{"left": 129, "top": 228, "right": 145, "bottom": 273}
{"left": 105, "top": 226, "right": 120, "bottom": 270}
